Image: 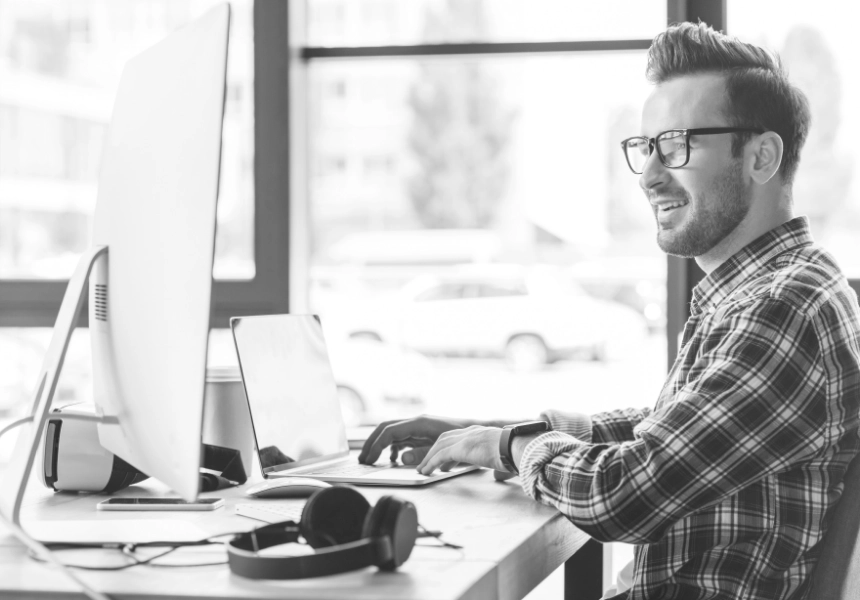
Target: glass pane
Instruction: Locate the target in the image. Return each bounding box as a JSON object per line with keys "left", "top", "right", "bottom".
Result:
{"left": 0, "top": 327, "right": 92, "bottom": 463}
{"left": 306, "top": 52, "right": 668, "bottom": 428}
{"left": 0, "top": 0, "right": 254, "bottom": 280}
{"left": 728, "top": 0, "right": 860, "bottom": 277}
{"left": 307, "top": 0, "right": 666, "bottom": 46}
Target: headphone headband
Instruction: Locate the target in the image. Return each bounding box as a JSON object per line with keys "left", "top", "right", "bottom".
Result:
{"left": 226, "top": 486, "right": 417, "bottom": 580}
{"left": 227, "top": 535, "right": 392, "bottom": 579}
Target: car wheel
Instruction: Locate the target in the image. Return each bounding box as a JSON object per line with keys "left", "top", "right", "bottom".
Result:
{"left": 337, "top": 385, "right": 366, "bottom": 427}
{"left": 505, "top": 334, "right": 549, "bottom": 371}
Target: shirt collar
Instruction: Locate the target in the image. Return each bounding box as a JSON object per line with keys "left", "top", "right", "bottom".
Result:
{"left": 690, "top": 216, "right": 813, "bottom": 316}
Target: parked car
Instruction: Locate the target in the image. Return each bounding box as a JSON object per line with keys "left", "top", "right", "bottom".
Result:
{"left": 338, "top": 265, "right": 649, "bottom": 370}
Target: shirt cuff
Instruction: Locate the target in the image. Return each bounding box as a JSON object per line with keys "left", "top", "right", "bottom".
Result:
{"left": 519, "top": 430, "right": 587, "bottom": 501}
{"left": 540, "top": 409, "right": 592, "bottom": 443}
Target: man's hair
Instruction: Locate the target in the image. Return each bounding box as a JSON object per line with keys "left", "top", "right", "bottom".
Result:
{"left": 646, "top": 22, "right": 810, "bottom": 185}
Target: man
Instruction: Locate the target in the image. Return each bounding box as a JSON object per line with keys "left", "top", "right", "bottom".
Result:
{"left": 359, "top": 22, "right": 860, "bottom": 600}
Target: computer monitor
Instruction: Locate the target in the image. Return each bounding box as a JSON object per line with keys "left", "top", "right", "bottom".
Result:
{"left": 89, "top": 4, "right": 229, "bottom": 501}
{"left": 0, "top": 3, "right": 230, "bottom": 518}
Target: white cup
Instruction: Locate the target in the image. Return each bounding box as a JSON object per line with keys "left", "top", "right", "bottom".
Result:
{"left": 203, "top": 366, "right": 255, "bottom": 477}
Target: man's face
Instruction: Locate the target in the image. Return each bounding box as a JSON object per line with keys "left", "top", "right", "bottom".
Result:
{"left": 639, "top": 73, "right": 751, "bottom": 258}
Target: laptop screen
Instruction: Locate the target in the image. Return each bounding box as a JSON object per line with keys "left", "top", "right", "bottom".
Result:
{"left": 230, "top": 315, "right": 349, "bottom": 474}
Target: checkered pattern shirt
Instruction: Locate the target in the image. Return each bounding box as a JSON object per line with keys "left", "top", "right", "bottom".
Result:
{"left": 520, "top": 217, "right": 860, "bottom": 600}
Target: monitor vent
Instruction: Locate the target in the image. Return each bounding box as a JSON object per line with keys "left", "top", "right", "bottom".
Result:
{"left": 94, "top": 284, "right": 108, "bottom": 322}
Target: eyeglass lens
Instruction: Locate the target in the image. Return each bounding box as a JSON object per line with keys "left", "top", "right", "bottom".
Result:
{"left": 623, "top": 131, "right": 689, "bottom": 173}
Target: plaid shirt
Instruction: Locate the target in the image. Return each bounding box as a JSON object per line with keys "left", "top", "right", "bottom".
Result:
{"left": 520, "top": 217, "right": 860, "bottom": 600}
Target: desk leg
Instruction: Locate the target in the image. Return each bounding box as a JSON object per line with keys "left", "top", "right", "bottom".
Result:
{"left": 564, "top": 539, "right": 603, "bottom": 600}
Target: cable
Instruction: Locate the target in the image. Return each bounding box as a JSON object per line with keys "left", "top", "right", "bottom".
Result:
{"left": 416, "top": 524, "right": 464, "bottom": 550}
{"left": 0, "top": 410, "right": 116, "bottom": 441}
{"left": 33, "top": 530, "right": 249, "bottom": 571}
{"left": 0, "top": 415, "right": 34, "bottom": 439}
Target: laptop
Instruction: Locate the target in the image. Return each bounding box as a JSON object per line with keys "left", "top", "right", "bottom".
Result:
{"left": 230, "top": 314, "right": 480, "bottom": 486}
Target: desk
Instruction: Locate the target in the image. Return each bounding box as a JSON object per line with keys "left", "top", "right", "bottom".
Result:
{"left": 0, "top": 469, "right": 598, "bottom": 600}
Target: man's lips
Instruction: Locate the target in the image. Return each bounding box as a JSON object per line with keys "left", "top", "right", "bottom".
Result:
{"left": 649, "top": 193, "right": 690, "bottom": 212}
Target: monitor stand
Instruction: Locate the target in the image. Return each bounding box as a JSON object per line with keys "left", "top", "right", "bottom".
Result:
{"left": 0, "top": 245, "right": 118, "bottom": 527}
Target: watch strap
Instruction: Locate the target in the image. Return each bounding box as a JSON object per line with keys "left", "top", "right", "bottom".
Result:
{"left": 498, "top": 421, "right": 550, "bottom": 475}
{"left": 499, "top": 427, "right": 518, "bottom": 474}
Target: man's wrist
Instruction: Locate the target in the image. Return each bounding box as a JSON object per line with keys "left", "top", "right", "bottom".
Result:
{"left": 510, "top": 432, "right": 544, "bottom": 473}
{"left": 498, "top": 421, "right": 551, "bottom": 474}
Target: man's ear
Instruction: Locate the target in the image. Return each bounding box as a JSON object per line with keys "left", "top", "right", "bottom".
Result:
{"left": 748, "top": 131, "right": 783, "bottom": 184}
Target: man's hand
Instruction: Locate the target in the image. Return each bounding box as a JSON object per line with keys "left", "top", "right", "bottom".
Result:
{"left": 358, "top": 415, "right": 474, "bottom": 465}
{"left": 416, "top": 426, "right": 506, "bottom": 475}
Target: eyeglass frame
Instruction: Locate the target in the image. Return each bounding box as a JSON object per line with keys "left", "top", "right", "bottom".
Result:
{"left": 620, "top": 127, "right": 765, "bottom": 174}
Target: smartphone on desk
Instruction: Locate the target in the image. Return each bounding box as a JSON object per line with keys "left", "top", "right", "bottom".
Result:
{"left": 97, "top": 498, "right": 224, "bottom": 511}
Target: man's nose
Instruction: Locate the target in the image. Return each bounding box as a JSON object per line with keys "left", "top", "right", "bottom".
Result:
{"left": 639, "top": 149, "right": 669, "bottom": 192}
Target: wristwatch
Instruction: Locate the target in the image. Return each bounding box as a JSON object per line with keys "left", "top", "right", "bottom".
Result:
{"left": 498, "top": 421, "right": 551, "bottom": 475}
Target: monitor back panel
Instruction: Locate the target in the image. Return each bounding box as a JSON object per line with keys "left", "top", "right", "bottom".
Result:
{"left": 90, "top": 5, "right": 229, "bottom": 500}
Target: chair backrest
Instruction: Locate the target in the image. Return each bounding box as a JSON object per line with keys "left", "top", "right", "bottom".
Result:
{"left": 808, "top": 452, "right": 860, "bottom": 599}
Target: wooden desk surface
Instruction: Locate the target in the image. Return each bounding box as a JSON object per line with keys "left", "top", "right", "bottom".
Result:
{"left": 0, "top": 468, "right": 590, "bottom": 600}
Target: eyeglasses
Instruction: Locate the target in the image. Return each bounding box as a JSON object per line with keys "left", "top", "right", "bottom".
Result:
{"left": 620, "top": 127, "right": 764, "bottom": 174}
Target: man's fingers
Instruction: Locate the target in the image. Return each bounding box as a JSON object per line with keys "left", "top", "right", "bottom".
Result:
{"left": 416, "top": 435, "right": 460, "bottom": 475}
{"left": 391, "top": 443, "right": 431, "bottom": 465}
{"left": 362, "top": 430, "right": 435, "bottom": 466}
{"left": 359, "top": 416, "right": 466, "bottom": 465}
{"left": 360, "top": 422, "right": 419, "bottom": 464}
{"left": 401, "top": 446, "right": 430, "bottom": 466}
{"left": 359, "top": 420, "right": 400, "bottom": 464}
{"left": 418, "top": 449, "right": 448, "bottom": 476}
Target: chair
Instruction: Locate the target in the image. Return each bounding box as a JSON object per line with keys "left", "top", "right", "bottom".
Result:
{"left": 807, "top": 452, "right": 860, "bottom": 599}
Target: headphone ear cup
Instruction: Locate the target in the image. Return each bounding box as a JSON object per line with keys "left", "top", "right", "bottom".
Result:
{"left": 363, "top": 495, "right": 418, "bottom": 571}
{"left": 300, "top": 485, "right": 370, "bottom": 548}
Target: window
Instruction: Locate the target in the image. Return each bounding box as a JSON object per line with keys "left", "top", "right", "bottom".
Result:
{"left": 303, "top": 48, "right": 668, "bottom": 425}
{"left": 0, "top": 0, "right": 254, "bottom": 282}
{"left": 0, "top": 0, "right": 262, "bottom": 449}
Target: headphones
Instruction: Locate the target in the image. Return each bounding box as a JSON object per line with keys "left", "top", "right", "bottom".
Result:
{"left": 227, "top": 485, "right": 418, "bottom": 579}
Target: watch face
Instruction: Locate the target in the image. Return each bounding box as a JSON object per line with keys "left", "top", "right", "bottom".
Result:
{"left": 514, "top": 421, "right": 550, "bottom": 434}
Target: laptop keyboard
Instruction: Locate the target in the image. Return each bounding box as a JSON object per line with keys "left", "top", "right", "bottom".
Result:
{"left": 235, "top": 503, "right": 305, "bottom": 524}
{"left": 302, "top": 462, "right": 396, "bottom": 477}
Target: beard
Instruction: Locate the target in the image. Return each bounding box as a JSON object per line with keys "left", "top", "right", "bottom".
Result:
{"left": 655, "top": 159, "right": 751, "bottom": 258}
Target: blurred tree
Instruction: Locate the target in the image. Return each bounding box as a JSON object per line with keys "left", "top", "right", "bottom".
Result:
{"left": 781, "top": 27, "right": 854, "bottom": 235}
{"left": 407, "top": 0, "right": 516, "bottom": 228}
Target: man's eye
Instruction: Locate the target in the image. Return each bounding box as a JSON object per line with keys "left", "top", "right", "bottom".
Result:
{"left": 661, "top": 139, "right": 686, "bottom": 153}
